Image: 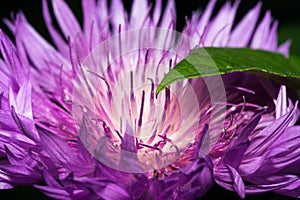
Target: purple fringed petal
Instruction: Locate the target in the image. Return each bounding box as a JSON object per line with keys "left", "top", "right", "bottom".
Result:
{"left": 271, "top": 125, "right": 300, "bottom": 154}
{"left": 82, "top": 0, "right": 97, "bottom": 35}
{"left": 76, "top": 136, "right": 94, "bottom": 164}
{"left": 276, "top": 179, "right": 300, "bottom": 198}
{"left": 229, "top": 165, "right": 245, "bottom": 198}
{"left": 274, "top": 85, "right": 289, "bottom": 119}
{"left": 37, "top": 126, "right": 93, "bottom": 174}
{"left": 0, "top": 92, "right": 3, "bottom": 109}
{"left": 251, "top": 11, "right": 274, "bottom": 50}
{"left": 221, "top": 142, "right": 249, "bottom": 169}
{"left": 0, "top": 0, "right": 298, "bottom": 199}
{"left": 0, "top": 30, "right": 28, "bottom": 85}
{"left": 0, "top": 167, "right": 41, "bottom": 186}
{"left": 96, "top": 0, "right": 109, "bottom": 35}
{"left": 178, "top": 158, "right": 213, "bottom": 199}
{"left": 42, "top": 0, "right": 68, "bottom": 56}
{"left": 35, "top": 184, "right": 73, "bottom": 200}
{"left": 13, "top": 13, "right": 72, "bottom": 80}
{"left": 243, "top": 102, "right": 298, "bottom": 164}
{"left": 214, "top": 164, "right": 245, "bottom": 198}
{"left": 94, "top": 183, "right": 130, "bottom": 200}
{"left": 146, "top": 157, "right": 213, "bottom": 199}
{"left": 130, "top": 0, "right": 150, "bottom": 28}
{"left": 278, "top": 40, "right": 291, "bottom": 57}
{"left": 256, "top": 126, "right": 300, "bottom": 175}
{"left": 12, "top": 77, "right": 32, "bottom": 119}
{"left": 110, "top": 0, "right": 128, "bottom": 32}
{"left": 239, "top": 110, "right": 298, "bottom": 176}
{"left": 0, "top": 146, "right": 42, "bottom": 185}
{"left": 51, "top": 0, "right": 81, "bottom": 40}
{"left": 10, "top": 107, "right": 39, "bottom": 142}
{"left": 204, "top": 0, "right": 239, "bottom": 46}
{"left": 195, "top": 0, "right": 217, "bottom": 38}
{"left": 152, "top": 0, "right": 162, "bottom": 26}
{"left": 213, "top": 84, "right": 299, "bottom": 198}
{"left": 229, "top": 2, "right": 262, "bottom": 47}
{"left": 38, "top": 168, "right": 132, "bottom": 200}
{"left": 245, "top": 179, "right": 296, "bottom": 194}
{"left": 160, "top": 0, "right": 176, "bottom": 29}
{"left": 94, "top": 162, "right": 131, "bottom": 185}
{"left": 220, "top": 112, "right": 263, "bottom": 168}
{"left": 82, "top": 0, "right": 100, "bottom": 51}
{"left": 42, "top": 170, "right": 61, "bottom": 188}
{"left": 38, "top": 173, "right": 111, "bottom": 199}
{"left": 0, "top": 182, "right": 13, "bottom": 189}
{"left": 266, "top": 20, "right": 279, "bottom": 51}
{"left": 0, "top": 111, "right": 35, "bottom": 152}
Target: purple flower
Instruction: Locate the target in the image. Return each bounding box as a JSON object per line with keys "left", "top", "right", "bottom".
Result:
{"left": 212, "top": 85, "right": 300, "bottom": 198}
{"left": 0, "top": 0, "right": 299, "bottom": 199}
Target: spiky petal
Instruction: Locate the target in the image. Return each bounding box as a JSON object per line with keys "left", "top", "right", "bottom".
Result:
{"left": 0, "top": 0, "right": 299, "bottom": 199}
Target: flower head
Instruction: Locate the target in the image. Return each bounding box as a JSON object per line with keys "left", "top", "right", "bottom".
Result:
{"left": 0, "top": 0, "right": 299, "bottom": 199}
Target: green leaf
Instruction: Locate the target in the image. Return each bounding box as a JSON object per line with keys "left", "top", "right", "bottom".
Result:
{"left": 156, "top": 47, "right": 300, "bottom": 96}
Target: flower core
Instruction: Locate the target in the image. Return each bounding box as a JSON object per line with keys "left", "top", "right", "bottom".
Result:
{"left": 71, "top": 28, "right": 223, "bottom": 173}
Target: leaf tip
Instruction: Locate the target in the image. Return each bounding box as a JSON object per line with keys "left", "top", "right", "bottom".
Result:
{"left": 155, "top": 85, "right": 164, "bottom": 98}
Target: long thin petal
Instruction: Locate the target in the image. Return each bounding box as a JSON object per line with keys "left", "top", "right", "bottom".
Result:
{"left": 51, "top": 0, "right": 81, "bottom": 40}
{"left": 214, "top": 164, "right": 245, "bottom": 198}
{"left": 278, "top": 40, "right": 291, "bottom": 57}
{"left": 37, "top": 126, "right": 84, "bottom": 172}
{"left": 130, "top": 0, "right": 149, "bottom": 28}
{"left": 160, "top": 0, "right": 176, "bottom": 29}
{"left": 229, "top": 2, "right": 262, "bottom": 46}
{"left": 111, "top": 0, "right": 128, "bottom": 33}
{"left": 42, "top": 0, "right": 68, "bottom": 56}
{"left": 251, "top": 11, "right": 272, "bottom": 49}
{"left": 204, "top": 1, "right": 240, "bottom": 46}
{"left": 245, "top": 102, "right": 298, "bottom": 159}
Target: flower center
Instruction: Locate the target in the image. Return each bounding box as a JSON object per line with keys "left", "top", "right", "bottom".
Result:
{"left": 70, "top": 28, "right": 227, "bottom": 174}
{"left": 72, "top": 51, "right": 201, "bottom": 173}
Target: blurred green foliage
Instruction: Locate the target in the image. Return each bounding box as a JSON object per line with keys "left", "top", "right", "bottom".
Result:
{"left": 279, "top": 23, "right": 300, "bottom": 57}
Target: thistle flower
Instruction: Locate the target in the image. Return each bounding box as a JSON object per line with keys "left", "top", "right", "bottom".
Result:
{"left": 212, "top": 85, "right": 300, "bottom": 198}
{"left": 0, "top": 0, "right": 299, "bottom": 199}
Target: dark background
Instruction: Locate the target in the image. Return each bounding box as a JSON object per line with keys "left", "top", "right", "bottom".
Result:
{"left": 0, "top": 0, "right": 299, "bottom": 199}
